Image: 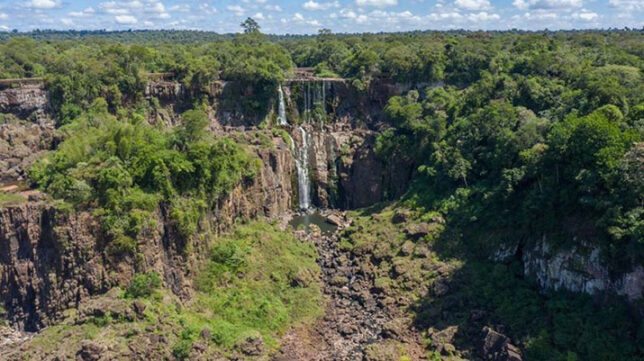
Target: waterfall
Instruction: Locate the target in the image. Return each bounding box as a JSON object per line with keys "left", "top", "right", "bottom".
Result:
{"left": 277, "top": 85, "right": 288, "bottom": 126}
{"left": 295, "top": 126, "right": 312, "bottom": 210}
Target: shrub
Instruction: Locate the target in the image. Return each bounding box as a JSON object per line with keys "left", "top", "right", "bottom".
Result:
{"left": 126, "top": 272, "right": 162, "bottom": 299}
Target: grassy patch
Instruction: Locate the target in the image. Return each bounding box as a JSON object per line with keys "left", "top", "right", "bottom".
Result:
{"left": 0, "top": 191, "right": 26, "bottom": 207}
{"left": 189, "top": 221, "right": 323, "bottom": 350}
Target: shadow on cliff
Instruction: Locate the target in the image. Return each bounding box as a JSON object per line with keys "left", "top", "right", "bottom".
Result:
{"left": 408, "top": 214, "right": 642, "bottom": 361}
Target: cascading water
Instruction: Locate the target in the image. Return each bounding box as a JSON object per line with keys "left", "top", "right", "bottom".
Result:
{"left": 277, "top": 85, "right": 288, "bottom": 126}
{"left": 295, "top": 126, "right": 312, "bottom": 210}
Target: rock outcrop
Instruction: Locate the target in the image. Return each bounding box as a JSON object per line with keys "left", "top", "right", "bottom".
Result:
{"left": 0, "top": 137, "right": 295, "bottom": 331}
{"left": 292, "top": 123, "right": 413, "bottom": 210}
{"left": 522, "top": 239, "right": 644, "bottom": 301}
{"left": 0, "top": 84, "right": 49, "bottom": 120}
{"left": 0, "top": 83, "right": 54, "bottom": 183}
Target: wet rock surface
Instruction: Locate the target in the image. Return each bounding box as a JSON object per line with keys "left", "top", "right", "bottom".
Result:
{"left": 274, "top": 226, "right": 425, "bottom": 361}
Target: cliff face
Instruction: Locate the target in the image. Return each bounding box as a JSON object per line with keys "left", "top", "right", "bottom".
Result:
{"left": 0, "top": 84, "right": 54, "bottom": 183}
{"left": 522, "top": 240, "right": 643, "bottom": 301}
{"left": 295, "top": 124, "right": 412, "bottom": 209}
{"left": 0, "top": 137, "right": 295, "bottom": 331}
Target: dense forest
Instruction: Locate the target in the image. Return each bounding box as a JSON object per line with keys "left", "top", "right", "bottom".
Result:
{"left": 0, "top": 26, "right": 642, "bottom": 360}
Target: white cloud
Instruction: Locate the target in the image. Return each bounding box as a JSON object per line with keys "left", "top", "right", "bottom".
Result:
{"left": 339, "top": 8, "right": 358, "bottom": 18}
{"left": 115, "top": 14, "right": 138, "bottom": 24}
{"left": 69, "top": 7, "right": 95, "bottom": 17}
{"left": 521, "top": 10, "right": 558, "bottom": 19}
{"left": 27, "top": 0, "right": 61, "bottom": 9}
{"left": 61, "top": 18, "right": 74, "bottom": 26}
{"left": 198, "top": 3, "right": 217, "bottom": 14}
{"left": 170, "top": 4, "right": 190, "bottom": 12}
{"left": 513, "top": 0, "right": 582, "bottom": 10}
{"left": 303, "top": 1, "right": 340, "bottom": 10}
{"left": 253, "top": 12, "right": 265, "bottom": 20}
{"left": 355, "top": 0, "right": 398, "bottom": 8}
{"left": 0, "top": 25, "right": 9, "bottom": 31}
{"left": 151, "top": 2, "right": 165, "bottom": 13}
{"left": 0, "top": 13, "right": 8, "bottom": 20}
{"left": 227, "top": 5, "right": 245, "bottom": 16}
{"left": 429, "top": 11, "right": 463, "bottom": 20}
{"left": 608, "top": 0, "right": 644, "bottom": 10}
{"left": 572, "top": 9, "right": 598, "bottom": 20}
{"left": 293, "top": 12, "right": 322, "bottom": 26}
{"left": 455, "top": 0, "right": 491, "bottom": 10}
{"left": 265, "top": 4, "right": 283, "bottom": 11}
{"left": 467, "top": 11, "right": 500, "bottom": 21}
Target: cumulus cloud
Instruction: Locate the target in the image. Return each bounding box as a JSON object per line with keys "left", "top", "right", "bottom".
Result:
{"left": 429, "top": 11, "right": 463, "bottom": 20}
{"left": 455, "top": 0, "right": 491, "bottom": 11}
{"left": 467, "top": 11, "right": 500, "bottom": 21}
{"left": 265, "top": 4, "right": 283, "bottom": 11}
{"left": 608, "top": 0, "right": 644, "bottom": 10}
{"left": 520, "top": 10, "right": 559, "bottom": 19}
{"left": 227, "top": 5, "right": 246, "bottom": 16}
{"left": 303, "top": 1, "right": 340, "bottom": 10}
{"left": 293, "top": 12, "right": 322, "bottom": 26}
{"left": 0, "top": 13, "right": 8, "bottom": 20}
{"left": 27, "top": 0, "right": 61, "bottom": 9}
{"left": 69, "top": 7, "right": 95, "bottom": 17}
{"left": 513, "top": 0, "right": 582, "bottom": 10}
{"left": 572, "top": 9, "right": 598, "bottom": 20}
{"left": 355, "top": 0, "right": 398, "bottom": 8}
{"left": 169, "top": 4, "right": 190, "bottom": 12}
{"left": 115, "top": 14, "right": 137, "bottom": 24}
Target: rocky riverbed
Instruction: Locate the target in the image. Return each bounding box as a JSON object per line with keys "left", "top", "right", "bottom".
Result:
{"left": 274, "top": 214, "right": 426, "bottom": 361}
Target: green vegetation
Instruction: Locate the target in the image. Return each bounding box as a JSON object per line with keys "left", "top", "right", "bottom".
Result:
{"left": 343, "top": 205, "right": 643, "bottom": 361}
{"left": 10, "top": 222, "right": 321, "bottom": 360}
{"left": 126, "top": 272, "right": 162, "bottom": 299}
{"left": 0, "top": 191, "right": 26, "bottom": 207}
{"left": 2, "top": 27, "right": 642, "bottom": 359}
{"left": 30, "top": 103, "right": 258, "bottom": 253}
{"left": 190, "top": 221, "right": 322, "bottom": 350}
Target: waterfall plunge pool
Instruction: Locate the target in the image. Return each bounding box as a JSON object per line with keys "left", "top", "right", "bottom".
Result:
{"left": 289, "top": 212, "right": 338, "bottom": 236}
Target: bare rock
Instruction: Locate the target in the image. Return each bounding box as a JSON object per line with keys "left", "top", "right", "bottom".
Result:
{"left": 236, "top": 335, "right": 264, "bottom": 356}
{"left": 480, "top": 327, "right": 523, "bottom": 361}
{"left": 429, "top": 325, "right": 459, "bottom": 355}
{"left": 75, "top": 340, "right": 106, "bottom": 361}
{"left": 132, "top": 300, "right": 147, "bottom": 319}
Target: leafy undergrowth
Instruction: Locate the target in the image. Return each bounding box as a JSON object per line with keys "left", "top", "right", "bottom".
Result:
{"left": 4, "top": 221, "right": 322, "bottom": 360}
{"left": 341, "top": 203, "right": 643, "bottom": 361}
{"left": 185, "top": 220, "right": 323, "bottom": 355}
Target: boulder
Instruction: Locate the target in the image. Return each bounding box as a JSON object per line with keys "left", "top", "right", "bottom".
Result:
{"left": 236, "top": 335, "right": 264, "bottom": 356}
{"left": 428, "top": 325, "right": 459, "bottom": 355}
{"left": 75, "top": 340, "right": 106, "bottom": 361}
{"left": 326, "top": 214, "right": 344, "bottom": 227}
{"left": 480, "top": 327, "right": 522, "bottom": 361}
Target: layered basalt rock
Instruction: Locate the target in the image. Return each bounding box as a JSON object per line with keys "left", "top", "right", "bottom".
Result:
{"left": 0, "top": 83, "right": 55, "bottom": 183}
{"left": 0, "top": 137, "right": 295, "bottom": 331}
{"left": 0, "top": 84, "right": 49, "bottom": 120}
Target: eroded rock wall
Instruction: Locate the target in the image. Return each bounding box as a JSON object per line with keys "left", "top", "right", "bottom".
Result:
{"left": 0, "top": 138, "right": 295, "bottom": 331}
{"left": 522, "top": 239, "right": 643, "bottom": 301}
{"left": 0, "top": 84, "right": 54, "bottom": 183}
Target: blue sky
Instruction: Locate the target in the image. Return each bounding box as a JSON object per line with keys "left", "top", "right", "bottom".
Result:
{"left": 0, "top": 0, "right": 642, "bottom": 33}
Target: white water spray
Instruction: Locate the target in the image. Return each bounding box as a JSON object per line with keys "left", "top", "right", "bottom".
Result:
{"left": 277, "top": 85, "right": 288, "bottom": 126}
{"left": 296, "top": 126, "right": 312, "bottom": 210}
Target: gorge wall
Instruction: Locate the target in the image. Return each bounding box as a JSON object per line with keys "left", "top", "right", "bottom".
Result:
{"left": 0, "top": 83, "right": 54, "bottom": 183}
{"left": 0, "top": 76, "right": 640, "bottom": 335}
{"left": 0, "top": 133, "right": 295, "bottom": 331}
